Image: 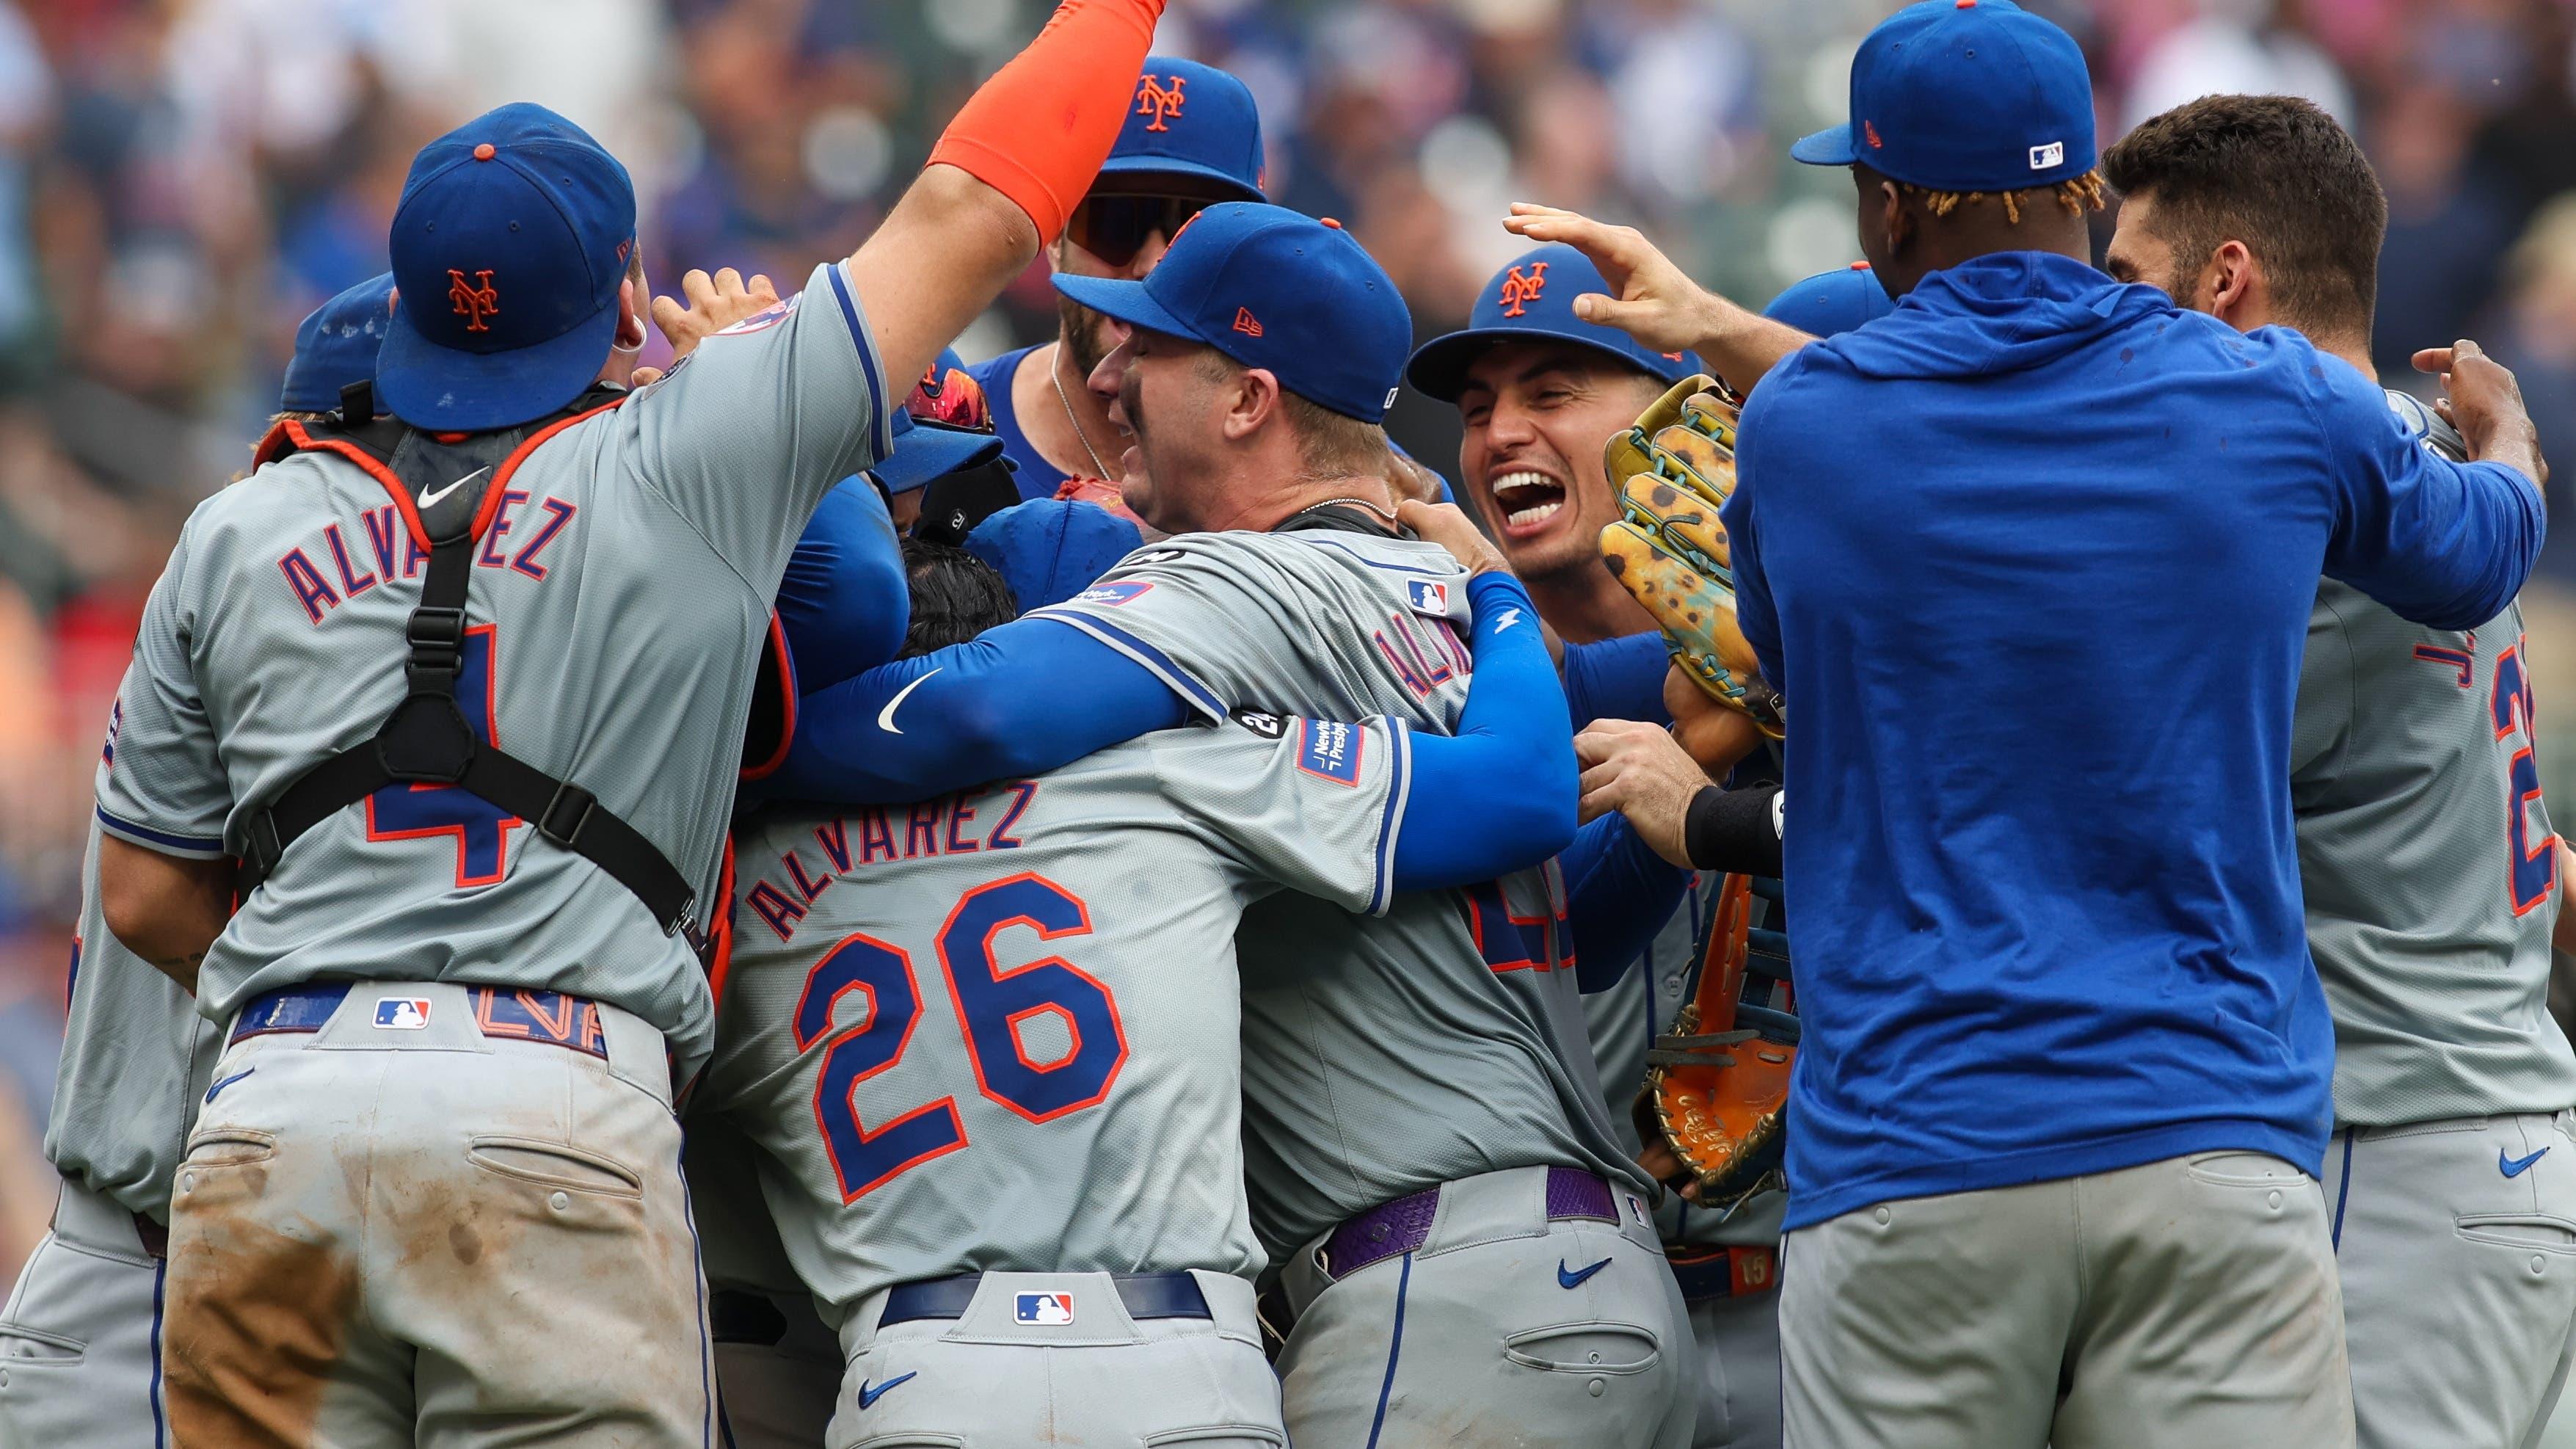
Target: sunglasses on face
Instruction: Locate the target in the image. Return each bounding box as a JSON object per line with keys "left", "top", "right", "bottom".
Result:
{"left": 1067, "top": 194, "right": 1211, "bottom": 269}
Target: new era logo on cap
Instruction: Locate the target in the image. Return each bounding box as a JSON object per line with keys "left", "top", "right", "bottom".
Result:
{"left": 375, "top": 997, "right": 433, "bottom": 1029}
{"left": 1015, "top": 1292, "right": 1074, "bottom": 1324}
{"left": 2029, "top": 140, "right": 2064, "bottom": 170}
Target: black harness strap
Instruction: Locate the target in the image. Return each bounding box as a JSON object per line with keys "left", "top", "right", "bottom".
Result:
{"left": 236, "top": 391, "right": 698, "bottom": 940}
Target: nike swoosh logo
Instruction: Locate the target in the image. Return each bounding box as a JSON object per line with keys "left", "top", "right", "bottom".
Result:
{"left": 876, "top": 668, "right": 940, "bottom": 736}
{"left": 204, "top": 1067, "right": 255, "bottom": 1103}
{"left": 2503, "top": 1147, "right": 2551, "bottom": 1178}
{"left": 418, "top": 465, "right": 491, "bottom": 510}
{"left": 1557, "top": 1256, "right": 1612, "bottom": 1290}
{"left": 856, "top": 1371, "right": 915, "bottom": 1409}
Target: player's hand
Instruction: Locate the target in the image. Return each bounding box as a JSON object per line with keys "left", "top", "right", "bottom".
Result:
{"left": 652, "top": 267, "right": 781, "bottom": 364}
{"left": 2415, "top": 338, "right": 2548, "bottom": 487}
{"left": 1576, "top": 718, "right": 1734, "bottom": 869}
{"left": 1635, "top": 1133, "right": 1701, "bottom": 1202}
{"left": 1666, "top": 664, "right": 1767, "bottom": 772}
{"left": 1398, "top": 500, "right": 1512, "bottom": 578}
{"left": 1502, "top": 204, "right": 1728, "bottom": 358}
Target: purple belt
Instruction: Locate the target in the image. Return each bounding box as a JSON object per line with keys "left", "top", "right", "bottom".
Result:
{"left": 1320, "top": 1166, "right": 1617, "bottom": 1280}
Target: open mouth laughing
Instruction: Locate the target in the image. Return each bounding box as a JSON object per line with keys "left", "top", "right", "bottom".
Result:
{"left": 1489, "top": 465, "right": 1571, "bottom": 537}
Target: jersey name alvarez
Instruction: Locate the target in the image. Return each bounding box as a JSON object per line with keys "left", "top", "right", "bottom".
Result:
{"left": 743, "top": 782, "right": 1041, "bottom": 942}
{"left": 274, "top": 490, "right": 581, "bottom": 625}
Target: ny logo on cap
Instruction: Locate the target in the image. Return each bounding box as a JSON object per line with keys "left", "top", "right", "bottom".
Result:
{"left": 1135, "top": 74, "right": 1187, "bottom": 132}
{"left": 1497, "top": 261, "right": 1549, "bottom": 318}
{"left": 448, "top": 269, "right": 500, "bottom": 333}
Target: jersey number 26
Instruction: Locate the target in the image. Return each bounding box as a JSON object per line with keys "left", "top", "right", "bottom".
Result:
{"left": 792, "top": 872, "right": 1126, "bottom": 1202}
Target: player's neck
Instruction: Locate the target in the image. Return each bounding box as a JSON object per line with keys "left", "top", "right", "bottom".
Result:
{"left": 1204, "top": 472, "right": 1397, "bottom": 534}
{"left": 1011, "top": 339, "right": 1124, "bottom": 480}
{"left": 2318, "top": 335, "right": 2379, "bottom": 382}
{"left": 1528, "top": 569, "right": 1657, "bottom": 645}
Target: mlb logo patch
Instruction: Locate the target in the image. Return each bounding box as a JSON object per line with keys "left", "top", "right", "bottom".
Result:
{"left": 374, "top": 997, "right": 432, "bottom": 1030}
{"left": 1072, "top": 580, "right": 1153, "bottom": 607}
{"left": 1405, "top": 579, "right": 1452, "bottom": 619}
{"left": 2028, "top": 140, "right": 2064, "bottom": 171}
{"left": 1014, "top": 1292, "right": 1074, "bottom": 1325}
{"left": 1298, "top": 719, "right": 1364, "bottom": 786}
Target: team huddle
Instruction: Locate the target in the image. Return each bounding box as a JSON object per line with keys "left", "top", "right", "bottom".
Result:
{"left": 1, "top": 0, "right": 2567, "bottom": 1446}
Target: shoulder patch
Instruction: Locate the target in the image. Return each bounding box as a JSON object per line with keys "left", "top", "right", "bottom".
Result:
{"left": 1071, "top": 579, "right": 1152, "bottom": 606}
{"left": 1405, "top": 578, "right": 1454, "bottom": 619}
{"left": 1297, "top": 719, "right": 1365, "bottom": 785}
{"left": 714, "top": 294, "right": 800, "bottom": 337}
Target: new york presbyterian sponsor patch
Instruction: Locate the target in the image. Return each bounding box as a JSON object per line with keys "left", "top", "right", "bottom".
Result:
{"left": 1298, "top": 719, "right": 1364, "bottom": 785}
{"left": 1071, "top": 580, "right": 1152, "bottom": 607}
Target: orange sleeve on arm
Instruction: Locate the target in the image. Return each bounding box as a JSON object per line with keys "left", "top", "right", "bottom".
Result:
{"left": 925, "top": 0, "right": 1165, "bottom": 244}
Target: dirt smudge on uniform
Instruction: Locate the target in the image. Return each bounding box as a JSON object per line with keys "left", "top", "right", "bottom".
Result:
{"left": 163, "top": 1202, "right": 358, "bottom": 1448}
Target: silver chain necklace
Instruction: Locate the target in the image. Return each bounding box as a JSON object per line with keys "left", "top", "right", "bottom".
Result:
{"left": 1049, "top": 349, "right": 1115, "bottom": 479}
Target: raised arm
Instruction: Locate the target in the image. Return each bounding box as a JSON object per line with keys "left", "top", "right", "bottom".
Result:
{"left": 847, "top": 0, "right": 1165, "bottom": 397}
{"left": 1502, "top": 204, "right": 1812, "bottom": 394}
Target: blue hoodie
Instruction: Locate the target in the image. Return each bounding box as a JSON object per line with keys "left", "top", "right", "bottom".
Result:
{"left": 1722, "top": 251, "right": 2544, "bottom": 1229}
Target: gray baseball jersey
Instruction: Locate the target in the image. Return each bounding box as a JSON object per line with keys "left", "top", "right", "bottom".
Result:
{"left": 95, "top": 263, "right": 890, "bottom": 1073}
{"left": 1033, "top": 527, "right": 1646, "bottom": 1258}
{"left": 44, "top": 810, "right": 222, "bottom": 1220}
{"left": 702, "top": 709, "right": 1411, "bottom": 1322}
{"left": 2291, "top": 392, "right": 2576, "bottom": 1127}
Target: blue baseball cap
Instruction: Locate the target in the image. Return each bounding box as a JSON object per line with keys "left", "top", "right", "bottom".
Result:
{"left": 1098, "top": 58, "right": 1265, "bottom": 201}
{"left": 1790, "top": 0, "right": 2095, "bottom": 195}
{"left": 1405, "top": 244, "right": 1706, "bottom": 403}
{"left": 966, "top": 499, "right": 1147, "bottom": 611}
{"left": 378, "top": 104, "right": 638, "bottom": 432}
{"left": 1762, "top": 262, "right": 1896, "bottom": 338}
{"left": 1054, "top": 203, "right": 1411, "bottom": 424}
{"left": 282, "top": 272, "right": 395, "bottom": 413}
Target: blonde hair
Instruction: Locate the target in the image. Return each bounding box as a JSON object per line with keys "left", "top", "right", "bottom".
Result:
{"left": 1904, "top": 167, "right": 2108, "bottom": 225}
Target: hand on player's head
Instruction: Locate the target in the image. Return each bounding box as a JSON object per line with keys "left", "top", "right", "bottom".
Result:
{"left": 1501, "top": 205, "right": 1720, "bottom": 360}
{"left": 650, "top": 268, "right": 782, "bottom": 368}
{"left": 1397, "top": 500, "right": 1510, "bottom": 579}
{"left": 2416, "top": 339, "right": 2548, "bottom": 488}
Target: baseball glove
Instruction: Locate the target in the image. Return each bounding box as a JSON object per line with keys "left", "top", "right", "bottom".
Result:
{"left": 1640, "top": 873, "right": 1796, "bottom": 1210}
{"left": 1599, "top": 376, "right": 1783, "bottom": 738}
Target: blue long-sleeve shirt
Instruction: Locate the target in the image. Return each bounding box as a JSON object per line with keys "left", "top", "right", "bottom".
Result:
{"left": 1722, "top": 250, "right": 2544, "bottom": 1229}
{"left": 778, "top": 570, "right": 1574, "bottom": 890}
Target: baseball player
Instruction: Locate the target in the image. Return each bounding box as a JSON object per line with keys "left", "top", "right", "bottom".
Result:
{"left": 967, "top": 57, "right": 1266, "bottom": 504}
{"left": 88, "top": 4, "right": 1173, "bottom": 1436}
{"left": 703, "top": 514, "right": 1578, "bottom": 1444}
{"left": 2102, "top": 92, "right": 2576, "bottom": 1448}
{"left": 1405, "top": 243, "right": 1797, "bottom": 1448}
{"left": 0, "top": 273, "right": 391, "bottom": 1449}
{"left": 774, "top": 203, "right": 1693, "bottom": 1447}
{"left": 1507, "top": 0, "right": 2548, "bottom": 1440}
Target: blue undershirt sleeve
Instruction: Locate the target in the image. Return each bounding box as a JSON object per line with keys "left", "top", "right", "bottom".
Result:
{"left": 1562, "top": 812, "right": 1692, "bottom": 995}
{"left": 773, "top": 617, "right": 1190, "bottom": 803}
{"left": 773, "top": 476, "right": 909, "bottom": 693}
{"left": 1562, "top": 631, "right": 1673, "bottom": 730}
{"left": 1391, "top": 572, "right": 1579, "bottom": 890}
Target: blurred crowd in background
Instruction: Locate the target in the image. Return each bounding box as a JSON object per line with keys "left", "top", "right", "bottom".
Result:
{"left": 1, "top": 0, "right": 2572, "bottom": 1269}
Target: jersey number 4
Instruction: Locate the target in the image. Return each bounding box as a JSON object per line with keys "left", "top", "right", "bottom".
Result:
{"left": 792, "top": 872, "right": 1127, "bottom": 1202}
{"left": 365, "top": 624, "right": 523, "bottom": 886}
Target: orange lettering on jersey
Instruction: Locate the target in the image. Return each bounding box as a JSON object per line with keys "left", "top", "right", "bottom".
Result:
{"left": 448, "top": 269, "right": 501, "bottom": 333}
{"left": 1135, "top": 73, "right": 1187, "bottom": 131}
{"left": 1496, "top": 261, "right": 1549, "bottom": 318}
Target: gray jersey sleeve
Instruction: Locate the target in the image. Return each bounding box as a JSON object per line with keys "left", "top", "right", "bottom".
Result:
{"left": 96, "top": 518, "right": 230, "bottom": 858}
{"left": 624, "top": 259, "right": 892, "bottom": 585}
{"left": 1153, "top": 711, "right": 1412, "bottom": 917}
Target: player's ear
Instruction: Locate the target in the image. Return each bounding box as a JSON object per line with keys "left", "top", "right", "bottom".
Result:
{"left": 2205, "top": 239, "right": 2262, "bottom": 328}
{"left": 615, "top": 277, "right": 647, "bottom": 352}
{"left": 1224, "top": 366, "right": 1281, "bottom": 443}
{"left": 1877, "top": 180, "right": 1912, "bottom": 258}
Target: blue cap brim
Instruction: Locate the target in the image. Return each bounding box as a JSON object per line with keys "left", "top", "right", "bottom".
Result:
{"left": 1052, "top": 274, "right": 1204, "bottom": 346}
{"left": 1094, "top": 156, "right": 1264, "bottom": 203}
{"left": 1789, "top": 124, "right": 1862, "bottom": 168}
{"left": 1406, "top": 326, "right": 1666, "bottom": 404}
{"left": 872, "top": 423, "right": 1008, "bottom": 495}
{"left": 376, "top": 294, "right": 621, "bottom": 431}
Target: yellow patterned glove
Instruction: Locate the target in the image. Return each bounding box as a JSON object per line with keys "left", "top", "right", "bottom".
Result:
{"left": 1600, "top": 375, "right": 1783, "bottom": 738}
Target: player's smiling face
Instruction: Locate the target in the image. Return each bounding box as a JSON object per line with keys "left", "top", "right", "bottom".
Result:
{"left": 1090, "top": 324, "right": 1224, "bottom": 531}
{"left": 1455, "top": 341, "right": 1662, "bottom": 582}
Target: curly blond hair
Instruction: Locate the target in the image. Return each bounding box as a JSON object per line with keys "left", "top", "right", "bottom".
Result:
{"left": 1903, "top": 168, "right": 2107, "bottom": 225}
